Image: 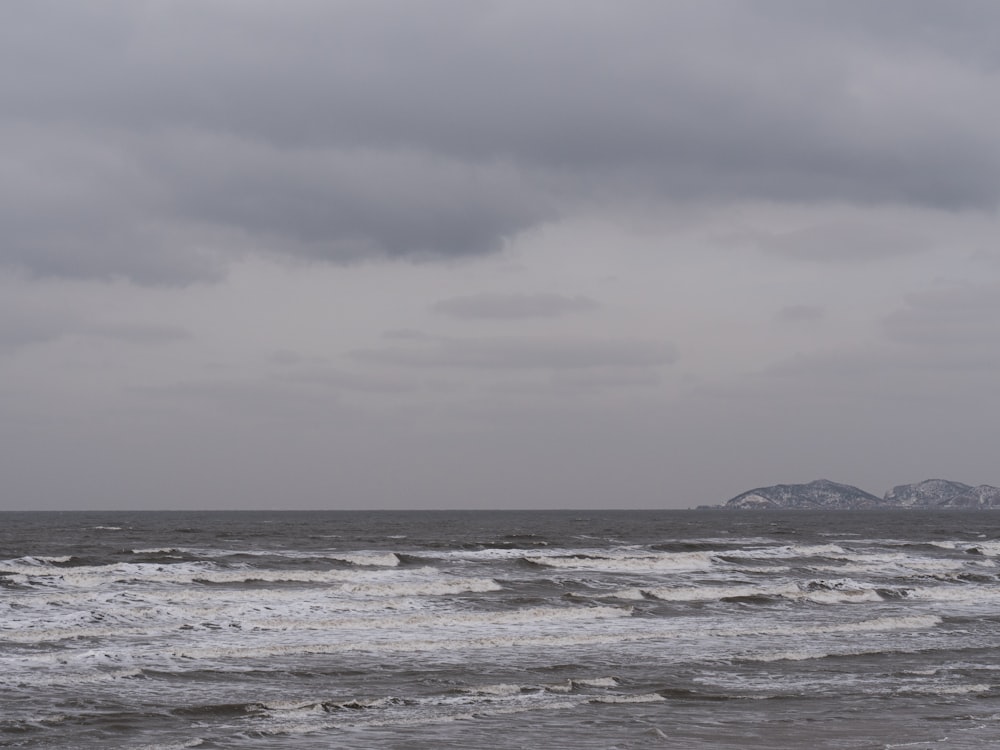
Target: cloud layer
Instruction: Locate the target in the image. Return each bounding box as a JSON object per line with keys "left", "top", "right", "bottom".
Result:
{"left": 5, "top": 2, "right": 1000, "bottom": 283}
{"left": 2, "top": 2, "right": 999, "bottom": 510}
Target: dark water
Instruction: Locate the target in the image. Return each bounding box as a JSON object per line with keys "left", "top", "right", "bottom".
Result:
{"left": 3, "top": 510, "right": 1000, "bottom": 749}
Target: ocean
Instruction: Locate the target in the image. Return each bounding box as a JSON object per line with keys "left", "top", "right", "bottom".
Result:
{"left": 2, "top": 509, "right": 1000, "bottom": 749}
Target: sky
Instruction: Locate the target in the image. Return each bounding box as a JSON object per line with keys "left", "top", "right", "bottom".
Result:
{"left": 3, "top": 1, "right": 1000, "bottom": 510}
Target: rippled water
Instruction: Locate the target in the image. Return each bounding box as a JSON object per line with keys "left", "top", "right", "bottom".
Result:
{"left": 3, "top": 510, "right": 1000, "bottom": 749}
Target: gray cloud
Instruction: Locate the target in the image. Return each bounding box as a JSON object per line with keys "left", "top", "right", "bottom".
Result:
{"left": 776, "top": 305, "right": 825, "bottom": 323}
{"left": 276, "top": 367, "right": 423, "bottom": 395}
{"left": 550, "top": 368, "right": 663, "bottom": 391}
{"left": 431, "top": 292, "right": 600, "bottom": 320}
{"left": 760, "top": 221, "right": 928, "bottom": 262}
{"left": 152, "top": 137, "right": 551, "bottom": 262}
{"left": 83, "top": 323, "right": 190, "bottom": 344}
{"left": 4, "top": 2, "right": 1000, "bottom": 513}
{"left": 883, "top": 283, "right": 1000, "bottom": 362}
{"left": 725, "top": 282, "right": 1000, "bottom": 397}
{"left": 353, "top": 335, "right": 678, "bottom": 370}
{"left": 0, "top": 310, "right": 69, "bottom": 351}
{"left": 0, "top": 125, "right": 228, "bottom": 284}
{"left": 4, "top": 2, "right": 1000, "bottom": 281}
{"left": 0, "top": 300, "right": 188, "bottom": 353}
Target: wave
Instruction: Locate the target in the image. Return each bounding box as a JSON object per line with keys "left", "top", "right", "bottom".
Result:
{"left": 323, "top": 552, "right": 400, "bottom": 567}
{"left": 894, "top": 683, "right": 992, "bottom": 696}
{"left": 0, "top": 560, "right": 431, "bottom": 589}
{"left": 120, "top": 547, "right": 404, "bottom": 568}
{"left": 130, "top": 741, "right": 206, "bottom": 750}
{"left": 719, "top": 544, "right": 849, "bottom": 560}
{"left": 153, "top": 611, "right": 938, "bottom": 662}
{"left": 930, "top": 540, "right": 1000, "bottom": 556}
{"left": 904, "top": 585, "right": 1000, "bottom": 606}
{"left": 612, "top": 578, "right": 893, "bottom": 605}
{"left": 336, "top": 577, "right": 502, "bottom": 597}
{"left": 809, "top": 555, "right": 995, "bottom": 577}
{"left": 119, "top": 673, "right": 664, "bottom": 745}
{"left": 459, "top": 676, "right": 619, "bottom": 697}
{"left": 2, "top": 579, "right": 510, "bottom": 645}
{"left": 732, "top": 615, "right": 945, "bottom": 663}
{"left": 612, "top": 583, "right": 797, "bottom": 602}
{"left": 128, "top": 548, "right": 187, "bottom": 556}
{"left": 6, "top": 604, "right": 630, "bottom": 652}
{"left": 588, "top": 693, "right": 665, "bottom": 704}
{"left": 523, "top": 551, "right": 715, "bottom": 573}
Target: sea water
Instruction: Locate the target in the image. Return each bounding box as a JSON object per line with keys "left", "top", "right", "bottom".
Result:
{"left": 2, "top": 509, "right": 1000, "bottom": 749}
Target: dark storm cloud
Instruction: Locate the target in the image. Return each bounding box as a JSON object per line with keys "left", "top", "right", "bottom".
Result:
{"left": 353, "top": 335, "right": 678, "bottom": 370}
{"left": 431, "top": 293, "right": 600, "bottom": 320}
{"left": 3, "top": 1, "right": 1000, "bottom": 281}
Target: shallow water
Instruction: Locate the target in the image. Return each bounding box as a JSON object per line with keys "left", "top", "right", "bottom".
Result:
{"left": 3, "top": 509, "right": 1000, "bottom": 748}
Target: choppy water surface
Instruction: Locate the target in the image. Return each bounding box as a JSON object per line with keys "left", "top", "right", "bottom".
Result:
{"left": 3, "top": 510, "right": 1000, "bottom": 749}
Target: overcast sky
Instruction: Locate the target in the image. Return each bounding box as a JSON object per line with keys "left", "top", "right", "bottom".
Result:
{"left": 3, "top": 1, "right": 999, "bottom": 510}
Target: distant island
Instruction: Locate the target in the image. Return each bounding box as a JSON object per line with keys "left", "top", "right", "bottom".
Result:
{"left": 717, "top": 478, "right": 1000, "bottom": 510}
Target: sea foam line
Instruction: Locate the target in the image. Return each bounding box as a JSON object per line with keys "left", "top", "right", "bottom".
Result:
{"left": 161, "top": 612, "right": 941, "bottom": 661}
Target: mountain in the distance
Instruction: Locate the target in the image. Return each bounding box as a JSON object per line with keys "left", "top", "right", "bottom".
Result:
{"left": 721, "top": 478, "right": 1000, "bottom": 509}
{"left": 885, "top": 479, "right": 1000, "bottom": 508}
{"left": 724, "top": 479, "right": 882, "bottom": 510}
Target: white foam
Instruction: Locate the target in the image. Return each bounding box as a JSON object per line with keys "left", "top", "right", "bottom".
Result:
{"left": 616, "top": 583, "right": 801, "bottom": 602}
{"left": 536, "top": 676, "right": 620, "bottom": 693}
{"left": 1, "top": 580, "right": 510, "bottom": 644}
{"left": 338, "top": 577, "right": 502, "bottom": 597}
{"left": 2, "top": 560, "right": 436, "bottom": 589}
{"left": 328, "top": 552, "right": 400, "bottom": 567}
{"left": 781, "top": 613, "right": 940, "bottom": 636}
{"left": 129, "top": 548, "right": 185, "bottom": 555}
{"left": 589, "top": 693, "right": 665, "bottom": 704}
{"left": 905, "top": 585, "right": 1000, "bottom": 606}
{"left": 463, "top": 683, "right": 526, "bottom": 696}
{"left": 167, "top": 604, "right": 634, "bottom": 660}
{"left": 253, "top": 694, "right": 581, "bottom": 736}
{"left": 810, "top": 555, "right": 993, "bottom": 576}
{"left": 2, "top": 625, "right": 154, "bottom": 644}
{"left": 896, "top": 683, "right": 991, "bottom": 696}
{"left": 525, "top": 551, "right": 714, "bottom": 573}
{"left": 723, "top": 544, "right": 848, "bottom": 559}
{"left": 213, "top": 673, "right": 647, "bottom": 740}
{"left": 129, "top": 740, "right": 205, "bottom": 750}
{"left": 2, "top": 555, "right": 73, "bottom": 567}
{"left": 432, "top": 547, "right": 576, "bottom": 561}
{"left": 931, "top": 540, "right": 1000, "bottom": 556}
{"left": 126, "top": 547, "right": 403, "bottom": 566}
{"left": 801, "top": 588, "right": 882, "bottom": 604}
{"left": 613, "top": 578, "right": 887, "bottom": 605}
{"left": 747, "top": 646, "right": 891, "bottom": 663}
{"left": 573, "top": 677, "right": 619, "bottom": 688}
{"left": 739, "top": 615, "right": 945, "bottom": 663}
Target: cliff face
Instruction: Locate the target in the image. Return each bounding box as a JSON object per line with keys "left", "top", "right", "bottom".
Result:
{"left": 723, "top": 478, "right": 1000, "bottom": 509}
{"left": 724, "top": 479, "right": 882, "bottom": 510}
